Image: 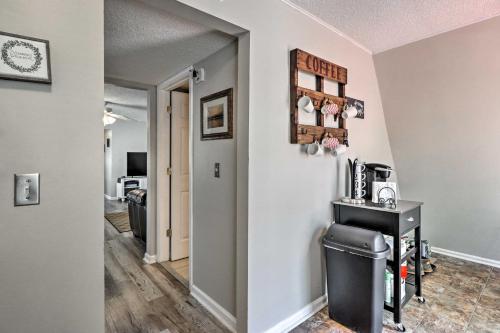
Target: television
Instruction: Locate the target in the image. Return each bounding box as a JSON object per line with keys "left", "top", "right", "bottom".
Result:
{"left": 127, "top": 152, "right": 147, "bottom": 176}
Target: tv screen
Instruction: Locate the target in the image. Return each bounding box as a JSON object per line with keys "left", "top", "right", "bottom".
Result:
{"left": 127, "top": 152, "right": 147, "bottom": 176}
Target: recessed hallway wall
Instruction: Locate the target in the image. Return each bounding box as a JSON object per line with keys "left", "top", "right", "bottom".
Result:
{"left": 192, "top": 41, "right": 238, "bottom": 317}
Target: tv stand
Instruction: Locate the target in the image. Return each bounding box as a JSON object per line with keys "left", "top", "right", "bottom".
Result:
{"left": 117, "top": 176, "right": 147, "bottom": 201}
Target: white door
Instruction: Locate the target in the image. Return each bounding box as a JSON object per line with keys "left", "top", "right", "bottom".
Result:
{"left": 171, "top": 91, "right": 190, "bottom": 260}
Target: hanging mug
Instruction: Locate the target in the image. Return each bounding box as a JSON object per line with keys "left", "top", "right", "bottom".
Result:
{"left": 307, "top": 140, "right": 324, "bottom": 156}
{"left": 332, "top": 144, "right": 347, "bottom": 156}
{"left": 298, "top": 95, "right": 315, "bottom": 113}
{"left": 321, "top": 135, "right": 339, "bottom": 150}
{"left": 321, "top": 100, "right": 339, "bottom": 116}
{"left": 342, "top": 104, "right": 358, "bottom": 119}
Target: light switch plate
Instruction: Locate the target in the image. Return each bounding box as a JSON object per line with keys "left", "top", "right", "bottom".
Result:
{"left": 14, "top": 173, "right": 40, "bottom": 206}
{"left": 214, "top": 163, "right": 220, "bottom": 178}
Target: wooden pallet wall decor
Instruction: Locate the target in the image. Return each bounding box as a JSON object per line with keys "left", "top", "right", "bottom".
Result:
{"left": 290, "top": 48, "right": 350, "bottom": 145}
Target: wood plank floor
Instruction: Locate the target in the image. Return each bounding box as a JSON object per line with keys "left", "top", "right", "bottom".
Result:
{"left": 104, "top": 199, "right": 230, "bottom": 333}
{"left": 160, "top": 258, "right": 190, "bottom": 287}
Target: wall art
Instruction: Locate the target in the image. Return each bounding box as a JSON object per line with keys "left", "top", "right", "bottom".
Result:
{"left": 200, "top": 88, "right": 233, "bottom": 140}
{"left": 0, "top": 31, "right": 51, "bottom": 84}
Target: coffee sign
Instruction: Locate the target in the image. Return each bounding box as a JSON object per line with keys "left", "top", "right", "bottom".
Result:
{"left": 295, "top": 49, "right": 347, "bottom": 84}
{"left": 0, "top": 31, "right": 51, "bottom": 84}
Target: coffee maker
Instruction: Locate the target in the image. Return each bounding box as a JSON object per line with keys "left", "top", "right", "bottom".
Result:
{"left": 365, "top": 163, "right": 393, "bottom": 199}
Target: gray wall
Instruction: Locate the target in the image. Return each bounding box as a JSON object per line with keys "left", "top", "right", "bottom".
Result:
{"left": 0, "top": 1, "right": 104, "bottom": 333}
{"left": 104, "top": 119, "right": 147, "bottom": 197}
{"left": 179, "top": 1, "right": 395, "bottom": 331}
{"left": 193, "top": 41, "right": 238, "bottom": 316}
{"left": 374, "top": 17, "right": 500, "bottom": 261}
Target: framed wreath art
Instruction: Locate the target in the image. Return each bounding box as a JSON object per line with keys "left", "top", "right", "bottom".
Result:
{"left": 0, "top": 31, "right": 51, "bottom": 84}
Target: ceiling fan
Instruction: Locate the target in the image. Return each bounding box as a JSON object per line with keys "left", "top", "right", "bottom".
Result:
{"left": 103, "top": 103, "right": 136, "bottom": 125}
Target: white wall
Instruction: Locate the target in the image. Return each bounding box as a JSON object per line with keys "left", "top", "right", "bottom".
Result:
{"left": 178, "top": 1, "right": 394, "bottom": 331}
{"left": 192, "top": 41, "right": 238, "bottom": 316}
{"left": 104, "top": 119, "right": 147, "bottom": 197}
{"left": 0, "top": 1, "right": 104, "bottom": 333}
{"left": 374, "top": 17, "right": 500, "bottom": 261}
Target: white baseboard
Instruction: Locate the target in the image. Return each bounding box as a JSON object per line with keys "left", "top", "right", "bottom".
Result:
{"left": 143, "top": 253, "right": 157, "bottom": 264}
{"left": 191, "top": 285, "right": 237, "bottom": 332}
{"left": 104, "top": 194, "right": 118, "bottom": 200}
{"left": 264, "top": 295, "right": 327, "bottom": 333}
{"left": 433, "top": 247, "right": 500, "bottom": 268}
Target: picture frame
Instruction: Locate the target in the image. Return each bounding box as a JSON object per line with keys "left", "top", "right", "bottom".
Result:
{"left": 0, "top": 31, "right": 52, "bottom": 84}
{"left": 200, "top": 88, "right": 233, "bottom": 140}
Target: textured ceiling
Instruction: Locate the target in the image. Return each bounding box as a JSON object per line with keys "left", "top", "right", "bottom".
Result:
{"left": 105, "top": 0, "right": 235, "bottom": 84}
{"left": 104, "top": 84, "right": 147, "bottom": 122}
{"left": 288, "top": 0, "right": 500, "bottom": 53}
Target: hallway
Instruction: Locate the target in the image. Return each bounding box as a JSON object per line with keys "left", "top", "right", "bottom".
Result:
{"left": 104, "top": 201, "right": 229, "bottom": 333}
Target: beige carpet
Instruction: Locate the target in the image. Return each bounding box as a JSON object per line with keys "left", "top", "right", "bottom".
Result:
{"left": 105, "top": 211, "right": 131, "bottom": 233}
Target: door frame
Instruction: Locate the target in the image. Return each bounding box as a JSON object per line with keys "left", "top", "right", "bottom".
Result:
{"left": 156, "top": 66, "right": 194, "bottom": 289}
{"left": 104, "top": 77, "right": 158, "bottom": 261}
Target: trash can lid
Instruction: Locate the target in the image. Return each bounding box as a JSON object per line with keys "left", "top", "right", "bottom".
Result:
{"left": 127, "top": 189, "right": 146, "bottom": 205}
{"left": 135, "top": 189, "right": 147, "bottom": 205}
{"left": 126, "top": 190, "right": 139, "bottom": 201}
{"left": 323, "top": 224, "right": 389, "bottom": 259}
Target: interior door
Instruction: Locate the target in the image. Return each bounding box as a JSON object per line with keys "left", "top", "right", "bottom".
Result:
{"left": 170, "top": 91, "right": 190, "bottom": 260}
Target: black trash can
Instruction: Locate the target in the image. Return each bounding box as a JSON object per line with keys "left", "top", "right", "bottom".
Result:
{"left": 135, "top": 189, "right": 147, "bottom": 243}
{"left": 127, "top": 189, "right": 146, "bottom": 242}
{"left": 323, "top": 224, "right": 390, "bottom": 333}
{"left": 127, "top": 190, "right": 140, "bottom": 238}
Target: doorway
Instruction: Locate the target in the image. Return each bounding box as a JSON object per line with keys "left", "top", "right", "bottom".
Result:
{"left": 159, "top": 80, "right": 192, "bottom": 286}
{"left": 103, "top": 82, "right": 151, "bottom": 249}
{"left": 156, "top": 72, "right": 193, "bottom": 286}
{"left": 103, "top": 0, "right": 250, "bottom": 331}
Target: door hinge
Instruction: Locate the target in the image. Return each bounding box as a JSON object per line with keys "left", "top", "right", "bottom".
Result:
{"left": 166, "top": 105, "right": 172, "bottom": 114}
{"left": 166, "top": 229, "right": 172, "bottom": 237}
{"left": 166, "top": 167, "right": 172, "bottom": 176}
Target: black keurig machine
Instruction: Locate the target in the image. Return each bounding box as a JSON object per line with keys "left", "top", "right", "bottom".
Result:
{"left": 365, "top": 163, "right": 393, "bottom": 199}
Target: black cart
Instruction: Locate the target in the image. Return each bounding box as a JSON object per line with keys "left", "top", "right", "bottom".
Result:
{"left": 333, "top": 200, "right": 425, "bottom": 332}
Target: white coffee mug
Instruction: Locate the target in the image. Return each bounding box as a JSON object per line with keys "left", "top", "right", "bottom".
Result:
{"left": 298, "top": 95, "right": 315, "bottom": 113}
{"left": 332, "top": 144, "right": 347, "bottom": 156}
{"left": 342, "top": 106, "right": 358, "bottom": 119}
{"left": 355, "top": 163, "right": 366, "bottom": 173}
{"left": 355, "top": 173, "right": 366, "bottom": 181}
{"left": 355, "top": 180, "right": 366, "bottom": 188}
{"left": 307, "top": 140, "right": 324, "bottom": 156}
{"left": 355, "top": 189, "right": 366, "bottom": 198}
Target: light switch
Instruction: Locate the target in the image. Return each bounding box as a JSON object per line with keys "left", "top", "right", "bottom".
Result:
{"left": 14, "top": 173, "right": 40, "bottom": 206}
{"left": 214, "top": 163, "right": 220, "bottom": 178}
